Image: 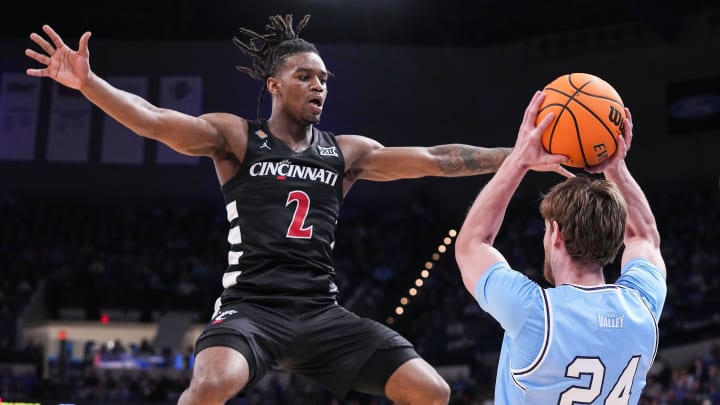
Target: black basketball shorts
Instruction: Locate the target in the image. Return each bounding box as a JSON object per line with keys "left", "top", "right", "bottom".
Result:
{"left": 194, "top": 301, "right": 419, "bottom": 399}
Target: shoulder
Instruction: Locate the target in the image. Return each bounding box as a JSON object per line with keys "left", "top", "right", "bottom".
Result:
{"left": 620, "top": 258, "right": 666, "bottom": 282}
{"left": 335, "top": 134, "right": 384, "bottom": 166}
{"left": 199, "top": 113, "right": 250, "bottom": 136}
{"left": 478, "top": 263, "right": 545, "bottom": 337}
{"left": 617, "top": 258, "right": 667, "bottom": 318}
{"left": 618, "top": 258, "right": 667, "bottom": 298}
{"left": 335, "top": 134, "right": 383, "bottom": 151}
{"left": 200, "top": 113, "right": 251, "bottom": 163}
{"left": 477, "top": 262, "right": 541, "bottom": 304}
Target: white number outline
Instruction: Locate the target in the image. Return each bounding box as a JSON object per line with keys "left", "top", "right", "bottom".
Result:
{"left": 558, "top": 356, "right": 640, "bottom": 405}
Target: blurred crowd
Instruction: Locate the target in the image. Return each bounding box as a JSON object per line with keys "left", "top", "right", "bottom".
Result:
{"left": 0, "top": 180, "right": 718, "bottom": 404}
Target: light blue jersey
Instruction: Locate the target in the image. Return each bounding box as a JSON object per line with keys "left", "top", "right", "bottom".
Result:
{"left": 475, "top": 258, "right": 666, "bottom": 405}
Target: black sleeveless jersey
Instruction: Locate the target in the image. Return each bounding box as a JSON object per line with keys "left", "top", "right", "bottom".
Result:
{"left": 217, "top": 120, "right": 345, "bottom": 306}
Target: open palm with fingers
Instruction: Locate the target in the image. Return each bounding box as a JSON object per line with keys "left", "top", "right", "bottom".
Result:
{"left": 25, "top": 25, "right": 92, "bottom": 90}
{"left": 518, "top": 91, "right": 574, "bottom": 178}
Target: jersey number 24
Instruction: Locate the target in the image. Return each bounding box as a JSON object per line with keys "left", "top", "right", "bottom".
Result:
{"left": 559, "top": 356, "right": 641, "bottom": 405}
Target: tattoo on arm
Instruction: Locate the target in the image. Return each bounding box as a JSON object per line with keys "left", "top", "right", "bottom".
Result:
{"left": 431, "top": 146, "right": 512, "bottom": 175}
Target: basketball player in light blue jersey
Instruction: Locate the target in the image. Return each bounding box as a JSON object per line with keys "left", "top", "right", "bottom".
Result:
{"left": 455, "top": 91, "right": 667, "bottom": 404}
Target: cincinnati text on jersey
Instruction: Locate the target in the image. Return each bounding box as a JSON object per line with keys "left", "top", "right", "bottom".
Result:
{"left": 249, "top": 161, "right": 339, "bottom": 186}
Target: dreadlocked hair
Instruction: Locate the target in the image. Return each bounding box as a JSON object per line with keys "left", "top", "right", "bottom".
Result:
{"left": 233, "top": 14, "right": 319, "bottom": 120}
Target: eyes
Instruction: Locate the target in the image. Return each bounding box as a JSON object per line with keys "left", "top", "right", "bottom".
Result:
{"left": 298, "top": 74, "right": 327, "bottom": 85}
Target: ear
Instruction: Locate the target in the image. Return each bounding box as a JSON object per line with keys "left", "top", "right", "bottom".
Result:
{"left": 266, "top": 76, "right": 280, "bottom": 96}
{"left": 551, "top": 220, "right": 564, "bottom": 247}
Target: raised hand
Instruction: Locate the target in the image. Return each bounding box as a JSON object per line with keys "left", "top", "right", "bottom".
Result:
{"left": 585, "top": 107, "right": 634, "bottom": 174}
{"left": 518, "top": 91, "right": 574, "bottom": 178}
{"left": 25, "top": 25, "right": 92, "bottom": 90}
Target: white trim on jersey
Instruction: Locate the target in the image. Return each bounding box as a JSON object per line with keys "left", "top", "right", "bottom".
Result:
{"left": 510, "top": 369, "right": 525, "bottom": 392}
{"left": 228, "top": 226, "right": 242, "bottom": 244}
{"left": 226, "top": 200, "right": 238, "bottom": 222}
{"left": 227, "top": 251, "right": 243, "bottom": 266}
{"left": 513, "top": 286, "right": 552, "bottom": 380}
{"left": 636, "top": 287, "right": 661, "bottom": 366}
{"left": 222, "top": 270, "right": 243, "bottom": 288}
{"left": 211, "top": 297, "right": 222, "bottom": 319}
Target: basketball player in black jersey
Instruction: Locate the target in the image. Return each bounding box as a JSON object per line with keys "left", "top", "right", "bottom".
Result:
{"left": 26, "top": 15, "right": 570, "bottom": 404}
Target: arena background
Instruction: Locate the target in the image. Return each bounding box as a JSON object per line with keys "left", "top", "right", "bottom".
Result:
{"left": 1, "top": 1, "right": 719, "bottom": 404}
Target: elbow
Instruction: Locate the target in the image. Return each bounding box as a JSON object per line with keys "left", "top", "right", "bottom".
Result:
{"left": 456, "top": 230, "right": 494, "bottom": 251}
{"left": 454, "top": 232, "right": 474, "bottom": 259}
{"left": 454, "top": 238, "right": 471, "bottom": 269}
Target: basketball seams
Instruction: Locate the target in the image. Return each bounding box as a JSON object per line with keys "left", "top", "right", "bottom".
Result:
{"left": 544, "top": 87, "right": 573, "bottom": 98}
{"left": 601, "top": 128, "right": 619, "bottom": 159}
{"left": 574, "top": 93, "right": 622, "bottom": 104}
{"left": 539, "top": 99, "right": 569, "bottom": 152}
{"left": 542, "top": 86, "right": 582, "bottom": 155}
{"left": 567, "top": 74, "right": 595, "bottom": 92}
{"left": 545, "top": 83, "right": 622, "bottom": 105}
{"left": 565, "top": 106, "right": 589, "bottom": 167}
{"left": 563, "top": 75, "right": 622, "bottom": 164}
{"left": 549, "top": 77, "right": 597, "bottom": 166}
{"left": 539, "top": 73, "right": 623, "bottom": 167}
{"left": 568, "top": 97, "right": 621, "bottom": 147}
{"left": 567, "top": 96, "right": 620, "bottom": 166}
{"left": 540, "top": 104, "right": 587, "bottom": 166}
{"left": 570, "top": 72, "right": 624, "bottom": 105}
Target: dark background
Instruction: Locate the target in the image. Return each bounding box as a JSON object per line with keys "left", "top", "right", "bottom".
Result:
{"left": 1, "top": 0, "right": 719, "bottom": 216}
{"left": 3, "top": 0, "right": 717, "bottom": 46}
{"left": 1, "top": 2, "right": 719, "bottom": 404}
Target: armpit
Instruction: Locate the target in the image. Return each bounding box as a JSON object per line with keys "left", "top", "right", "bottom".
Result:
{"left": 344, "top": 165, "right": 363, "bottom": 181}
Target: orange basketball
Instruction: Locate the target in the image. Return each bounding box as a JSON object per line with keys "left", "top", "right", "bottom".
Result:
{"left": 537, "top": 73, "right": 625, "bottom": 168}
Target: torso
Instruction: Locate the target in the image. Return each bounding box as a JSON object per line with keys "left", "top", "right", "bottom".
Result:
{"left": 213, "top": 120, "right": 346, "bottom": 309}
{"left": 501, "top": 284, "right": 659, "bottom": 404}
{"left": 479, "top": 262, "right": 664, "bottom": 404}
{"left": 206, "top": 114, "right": 373, "bottom": 197}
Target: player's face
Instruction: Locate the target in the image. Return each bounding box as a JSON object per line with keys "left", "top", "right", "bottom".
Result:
{"left": 273, "top": 52, "right": 329, "bottom": 125}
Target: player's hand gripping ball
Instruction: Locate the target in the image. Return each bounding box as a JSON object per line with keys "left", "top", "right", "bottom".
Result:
{"left": 536, "top": 73, "right": 626, "bottom": 168}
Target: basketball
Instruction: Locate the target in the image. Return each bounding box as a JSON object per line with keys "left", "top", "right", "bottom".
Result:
{"left": 537, "top": 73, "right": 626, "bottom": 168}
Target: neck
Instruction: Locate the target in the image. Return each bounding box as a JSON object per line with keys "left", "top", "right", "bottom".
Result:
{"left": 557, "top": 270, "right": 605, "bottom": 287}
{"left": 266, "top": 116, "right": 313, "bottom": 146}
{"left": 550, "top": 249, "right": 605, "bottom": 287}
{"left": 552, "top": 256, "right": 605, "bottom": 287}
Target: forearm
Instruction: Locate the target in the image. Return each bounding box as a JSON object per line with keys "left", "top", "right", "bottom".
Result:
{"left": 80, "top": 72, "right": 162, "bottom": 138}
{"left": 429, "top": 145, "right": 512, "bottom": 177}
{"left": 604, "top": 161, "right": 660, "bottom": 247}
{"left": 457, "top": 155, "right": 528, "bottom": 246}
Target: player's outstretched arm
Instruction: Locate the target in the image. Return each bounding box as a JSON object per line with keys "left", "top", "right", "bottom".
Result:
{"left": 336, "top": 134, "right": 513, "bottom": 182}
{"left": 25, "top": 25, "right": 227, "bottom": 157}
{"left": 336, "top": 134, "right": 571, "bottom": 183}
{"left": 588, "top": 109, "right": 666, "bottom": 277}
{"left": 455, "top": 92, "right": 568, "bottom": 295}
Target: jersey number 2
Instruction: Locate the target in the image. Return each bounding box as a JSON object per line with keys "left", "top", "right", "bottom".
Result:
{"left": 286, "top": 190, "right": 313, "bottom": 239}
{"left": 558, "top": 356, "right": 640, "bottom": 405}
